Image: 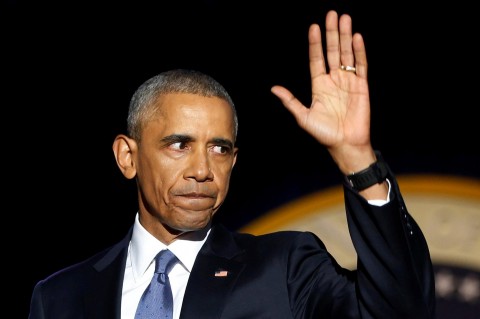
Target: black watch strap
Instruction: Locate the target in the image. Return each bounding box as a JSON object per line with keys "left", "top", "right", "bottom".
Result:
{"left": 345, "top": 158, "right": 388, "bottom": 191}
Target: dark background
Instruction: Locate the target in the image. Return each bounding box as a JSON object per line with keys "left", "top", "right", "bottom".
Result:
{"left": 4, "top": 0, "right": 478, "bottom": 317}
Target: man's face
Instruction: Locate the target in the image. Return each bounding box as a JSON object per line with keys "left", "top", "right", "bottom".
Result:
{"left": 133, "top": 93, "right": 238, "bottom": 239}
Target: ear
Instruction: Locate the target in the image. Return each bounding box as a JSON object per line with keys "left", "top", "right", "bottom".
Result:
{"left": 232, "top": 147, "right": 239, "bottom": 168}
{"left": 112, "top": 134, "right": 138, "bottom": 180}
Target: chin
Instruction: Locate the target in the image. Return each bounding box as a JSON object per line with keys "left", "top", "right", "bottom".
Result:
{"left": 171, "top": 216, "right": 212, "bottom": 233}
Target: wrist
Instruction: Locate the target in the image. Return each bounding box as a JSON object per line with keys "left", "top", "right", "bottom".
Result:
{"left": 330, "top": 146, "right": 377, "bottom": 175}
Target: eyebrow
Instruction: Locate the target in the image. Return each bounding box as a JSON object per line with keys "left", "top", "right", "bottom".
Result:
{"left": 161, "top": 134, "right": 193, "bottom": 145}
{"left": 160, "top": 134, "right": 234, "bottom": 149}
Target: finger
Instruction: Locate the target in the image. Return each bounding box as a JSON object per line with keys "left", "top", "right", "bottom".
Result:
{"left": 325, "top": 10, "right": 341, "bottom": 71}
{"left": 271, "top": 85, "right": 307, "bottom": 123}
{"left": 353, "top": 33, "right": 367, "bottom": 79}
{"left": 339, "top": 13, "right": 354, "bottom": 68}
{"left": 308, "top": 23, "right": 327, "bottom": 78}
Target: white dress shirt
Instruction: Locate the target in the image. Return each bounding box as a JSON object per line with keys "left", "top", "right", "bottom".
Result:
{"left": 121, "top": 214, "right": 210, "bottom": 319}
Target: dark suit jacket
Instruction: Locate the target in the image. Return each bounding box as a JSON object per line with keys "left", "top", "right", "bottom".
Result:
{"left": 29, "top": 173, "right": 436, "bottom": 319}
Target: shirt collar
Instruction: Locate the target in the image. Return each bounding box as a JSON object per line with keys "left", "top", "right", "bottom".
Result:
{"left": 130, "top": 213, "right": 211, "bottom": 278}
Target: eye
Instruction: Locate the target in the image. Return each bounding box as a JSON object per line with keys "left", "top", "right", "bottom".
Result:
{"left": 169, "top": 141, "right": 188, "bottom": 150}
{"left": 212, "top": 145, "right": 230, "bottom": 154}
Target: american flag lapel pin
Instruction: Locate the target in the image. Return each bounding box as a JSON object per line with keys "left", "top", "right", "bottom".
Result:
{"left": 214, "top": 269, "right": 229, "bottom": 277}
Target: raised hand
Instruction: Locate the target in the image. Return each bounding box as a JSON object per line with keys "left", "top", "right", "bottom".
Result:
{"left": 271, "top": 10, "right": 376, "bottom": 176}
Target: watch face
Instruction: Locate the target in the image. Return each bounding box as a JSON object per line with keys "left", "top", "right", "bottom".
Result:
{"left": 240, "top": 174, "right": 480, "bottom": 318}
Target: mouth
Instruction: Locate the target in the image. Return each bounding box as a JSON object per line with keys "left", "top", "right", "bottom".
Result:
{"left": 181, "top": 192, "right": 213, "bottom": 198}
{"left": 173, "top": 192, "right": 217, "bottom": 211}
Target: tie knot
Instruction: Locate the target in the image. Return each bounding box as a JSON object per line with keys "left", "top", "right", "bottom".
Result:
{"left": 154, "top": 249, "right": 177, "bottom": 274}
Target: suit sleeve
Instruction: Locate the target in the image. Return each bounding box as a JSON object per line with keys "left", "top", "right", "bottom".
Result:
{"left": 344, "top": 156, "right": 436, "bottom": 319}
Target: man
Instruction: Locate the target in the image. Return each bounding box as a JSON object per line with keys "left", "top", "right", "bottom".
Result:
{"left": 29, "top": 10, "right": 435, "bottom": 319}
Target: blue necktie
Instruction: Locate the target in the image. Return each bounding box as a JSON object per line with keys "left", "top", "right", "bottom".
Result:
{"left": 135, "top": 249, "right": 178, "bottom": 319}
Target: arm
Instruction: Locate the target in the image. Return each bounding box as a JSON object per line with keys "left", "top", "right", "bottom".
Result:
{"left": 344, "top": 163, "right": 436, "bottom": 318}
{"left": 271, "top": 10, "right": 435, "bottom": 318}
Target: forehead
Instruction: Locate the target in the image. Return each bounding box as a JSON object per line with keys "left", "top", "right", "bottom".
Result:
{"left": 144, "top": 93, "right": 235, "bottom": 138}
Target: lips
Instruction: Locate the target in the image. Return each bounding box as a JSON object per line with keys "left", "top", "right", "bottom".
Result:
{"left": 180, "top": 192, "right": 214, "bottom": 198}
{"left": 174, "top": 191, "right": 217, "bottom": 201}
{"left": 172, "top": 191, "right": 217, "bottom": 211}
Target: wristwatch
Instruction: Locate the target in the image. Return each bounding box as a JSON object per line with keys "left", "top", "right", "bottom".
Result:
{"left": 345, "top": 157, "right": 388, "bottom": 191}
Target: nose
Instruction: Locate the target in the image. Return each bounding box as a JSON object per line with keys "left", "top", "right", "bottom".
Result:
{"left": 185, "top": 149, "right": 214, "bottom": 182}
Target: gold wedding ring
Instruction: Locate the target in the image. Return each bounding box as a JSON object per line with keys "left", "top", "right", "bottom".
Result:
{"left": 340, "top": 65, "right": 356, "bottom": 73}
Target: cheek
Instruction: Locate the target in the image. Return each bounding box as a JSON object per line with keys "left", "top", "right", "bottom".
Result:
{"left": 154, "top": 159, "right": 182, "bottom": 186}
{"left": 214, "top": 164, "right": 234, "bottom": 190}
{"left": 138, "top": 157, "right": 180, "bottom": 192}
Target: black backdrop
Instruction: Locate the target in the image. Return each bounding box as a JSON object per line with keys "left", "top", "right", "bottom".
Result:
{"left": 4, "top": 0, "right": 479, "bottom": 318}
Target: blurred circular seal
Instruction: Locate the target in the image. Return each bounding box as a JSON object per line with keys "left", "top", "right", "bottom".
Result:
{"left": 241, "top": 174, "right": 480, "bottom": 319}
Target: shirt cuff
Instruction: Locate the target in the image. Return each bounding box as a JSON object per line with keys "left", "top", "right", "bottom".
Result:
{"left": 367, "top": 179, "right": 391, "bottom": 207}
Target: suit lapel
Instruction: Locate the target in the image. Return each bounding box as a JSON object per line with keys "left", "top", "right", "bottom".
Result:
{"left": 84, "top": 227, "right": 132, "bottom": 319}
{"left": 180, "top": 224, "right": 245, "bottom": 319}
